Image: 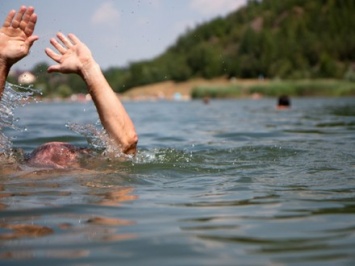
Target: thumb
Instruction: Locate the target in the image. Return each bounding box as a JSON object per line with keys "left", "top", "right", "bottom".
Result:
{"left": 26, "top": 35, "right": 39, "bottom": 48}
{"left": 47, "top": 65, "right": 61, "bottom": 73}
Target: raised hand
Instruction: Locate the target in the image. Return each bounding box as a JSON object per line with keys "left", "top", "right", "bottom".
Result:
{"left": 45, "top": 32, "right": 95, "bottom": 75}
{"left": 0, "top": 6, "right": 38, "bottom": 67}
{"left": 46, "top": 33, "right": 138, "bottom": 155}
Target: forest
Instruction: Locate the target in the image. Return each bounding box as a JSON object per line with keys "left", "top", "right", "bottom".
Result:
{"left": 9, "top": 0, "right": 355, "bottom": 97}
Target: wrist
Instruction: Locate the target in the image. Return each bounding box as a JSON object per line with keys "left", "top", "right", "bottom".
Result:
{"left": 0, "top": 58, "right": 11, "bottom": 76}
{"left": 79, "top": 58, "right": 101, "bottom": 82}
{"left": 0, "top": 54, "right": 11, "bottom": 67}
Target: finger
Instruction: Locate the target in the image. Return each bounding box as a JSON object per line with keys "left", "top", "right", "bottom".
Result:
{"left": 12, "top": 6, "right": 26, "bottom": 28}
{"left": 3, "top": 10, "right": 16, "bottom": 28}
{"left": 57, "top": 32, "right": 73, "bottom": 48}
{"left": 24, "top": 13, "right": 37, "bottom": 36}
{"left": 68, "top": 33, "right": 81, "bottom": 45}
{"left": 19, "top": 6, "right": 35, "bottom": 31}
{"left": 45, "top": 47, "right": 61, "bottom": 63}
{"left": 50, "top": 37, "right": 67, "bottom": 54}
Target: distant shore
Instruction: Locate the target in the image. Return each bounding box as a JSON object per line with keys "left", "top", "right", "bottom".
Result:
{"left": 120, "top": 78, "right": 355, "bottom": 101}
{"left": 120, "top": 77, "right": 231, "bottom": 101}
{"left": 30, "top": 78, "right": 355, "bottom": 103}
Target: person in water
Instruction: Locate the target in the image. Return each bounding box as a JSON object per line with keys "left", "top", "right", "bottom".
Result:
{"left": 276, "top": 95, "right": 291, "bottom": 110}
{"left": 0, "top": 6, "right": 138, "bottom": 169}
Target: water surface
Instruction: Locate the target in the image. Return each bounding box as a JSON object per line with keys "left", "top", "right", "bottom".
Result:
{"left": 1, "top": 95, "right": 355, "bottom": 265}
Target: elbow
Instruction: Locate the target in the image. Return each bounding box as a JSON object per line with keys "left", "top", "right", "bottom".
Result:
{"left": 122, "top": 132, "right": 138, "bottom": 155}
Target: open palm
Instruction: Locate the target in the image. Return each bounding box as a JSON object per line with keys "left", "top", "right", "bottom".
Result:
{"left": 0, "top": 6, "right": 38, "bottom": 66}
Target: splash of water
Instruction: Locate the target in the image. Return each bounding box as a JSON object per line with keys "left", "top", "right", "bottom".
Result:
{"left": 132, "top": 147, "right": 194, "bottom": 165}
{"left": 0, "top": 82, "right": 40, "bottom": 154}
{"left": 66, "top": 122, "right": 107, "bottom": 150}
{"left": 66, "top": 122, "right": 126, "bottom": 158}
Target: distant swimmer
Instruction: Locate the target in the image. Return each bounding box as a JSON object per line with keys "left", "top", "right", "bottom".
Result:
{"left": 0, "top": 6, "right": 138, "bottom": 169}
{"left": 276, "top": 95, "right": 291, "bottom": 110}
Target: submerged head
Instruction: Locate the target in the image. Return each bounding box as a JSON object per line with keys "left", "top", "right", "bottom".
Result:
{"left": 25, "top": 142, "right": 89, "bottom": 169}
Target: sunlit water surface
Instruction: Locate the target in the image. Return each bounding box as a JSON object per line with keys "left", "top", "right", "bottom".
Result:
{"left": 1, "top": 86, "right": 355, "bottom": 265}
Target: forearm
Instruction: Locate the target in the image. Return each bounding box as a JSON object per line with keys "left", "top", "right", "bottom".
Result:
{"left": 45, "top": 32, "right": 137, "bottom": 154}
{"left": 80, "top": 61, "right": 138, "bottom": 154}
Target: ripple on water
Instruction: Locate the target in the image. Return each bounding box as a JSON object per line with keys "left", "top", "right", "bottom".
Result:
{"left": 1, "top": 97, "right": 355, "bottom": 265}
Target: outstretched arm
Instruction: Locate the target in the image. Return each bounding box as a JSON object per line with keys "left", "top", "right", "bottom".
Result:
{"left": 45, "top": 33, "right": 138, "bottom": 155}
{"left": 0, "top": 6, "right": 38, "bottom": 100}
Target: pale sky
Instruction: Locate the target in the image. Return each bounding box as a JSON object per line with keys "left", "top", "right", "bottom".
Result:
{"left": 1, "top": 0, "right": 247, "bottom": 70}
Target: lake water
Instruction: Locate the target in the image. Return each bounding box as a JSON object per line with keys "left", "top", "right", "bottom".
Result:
{"left": 1, "top": 92, "right": 355, "bottom": 265}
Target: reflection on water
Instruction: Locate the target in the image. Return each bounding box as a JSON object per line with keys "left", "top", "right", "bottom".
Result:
{"left": 0, "top": 170, "right": 138, "bottom": 260}
{"left": 0, "top": 93, "right": 355, "bottom": 265}
{"left": 0, "top": 223, "right": 53, "bottom": 240}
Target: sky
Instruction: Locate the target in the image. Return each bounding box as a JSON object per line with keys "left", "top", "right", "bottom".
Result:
{"left": 1, "top": 0, "right": 247, "bottom": 70}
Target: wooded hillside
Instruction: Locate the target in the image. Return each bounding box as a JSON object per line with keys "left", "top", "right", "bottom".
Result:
{"left": 21, "top": 0, "right": 355, "bottom": 97}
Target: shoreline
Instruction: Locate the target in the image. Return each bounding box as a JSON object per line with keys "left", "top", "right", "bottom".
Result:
{"left": 25, "top": 78, "right": 355, "bottom": 102}
{"left": 121, "top": 78, "right": 355, "bottom": 101}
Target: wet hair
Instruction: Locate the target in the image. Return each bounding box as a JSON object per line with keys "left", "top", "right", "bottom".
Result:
{"left": 278, "top": 95, "right": 291, "bottom": 107}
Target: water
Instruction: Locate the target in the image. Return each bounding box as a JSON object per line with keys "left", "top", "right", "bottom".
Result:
{"left": 1, "top": 89, "right": 355, "bottom": 265}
